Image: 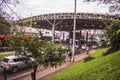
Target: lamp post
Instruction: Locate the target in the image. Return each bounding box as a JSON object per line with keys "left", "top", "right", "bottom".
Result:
{"left": 72, "top": 0, "right": 77, "bottom": 62}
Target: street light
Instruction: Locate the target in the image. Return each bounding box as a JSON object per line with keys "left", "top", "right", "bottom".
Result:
{"left": 72, "top": 0, "right": 77, "bottom": 62}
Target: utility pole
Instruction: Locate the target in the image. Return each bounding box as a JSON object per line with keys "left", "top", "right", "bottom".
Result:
{"left": 30, "top": 13, "right": 32, "bottom": 35}
{"left": 72, "top": 0, "right": 77, "bottom": 62}
{"left": 9, "top": 21, "right": 13, "bottom": 35}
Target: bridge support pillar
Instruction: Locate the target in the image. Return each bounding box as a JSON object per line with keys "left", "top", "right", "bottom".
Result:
{"left": 52, "top": 24, "right": 55, "bottom": 43}
{"left": 45, "top": 19, "right": 63, "bottom": 43}
{"left": 86, "top": 31, "right": 88, "bottom": 42}
{"left": 79, "top": 30, "right": 82, "bottom": 39}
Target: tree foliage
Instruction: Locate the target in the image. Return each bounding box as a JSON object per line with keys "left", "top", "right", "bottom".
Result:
{"left": 8, "top": 32, "right": 29, "bottom": 55}
{"left": 84, "top": 0, "right": 120, "bottom": 13}
{"left": 84, "top": 0, "right": 120, "bottom": 53}
{"left": 0, "top": 16, "right": 11, "bottom": 34}
{"left": 104, "top": 20, "right": 120, "bottom": 55}
{"left": 106, "top": 21, "right": 120, "bottom": 45}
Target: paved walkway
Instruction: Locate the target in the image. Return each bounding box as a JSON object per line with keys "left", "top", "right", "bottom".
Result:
{"left": 37, "top": 50, "right": 96, "bottom": 80}
{"left": 8, "top": 50, "right": 96, "bottom": 80}
{"left": 0, "top": 51, "right": 14, "bottom": 54}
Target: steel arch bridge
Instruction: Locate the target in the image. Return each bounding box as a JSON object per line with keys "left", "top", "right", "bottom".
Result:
{"left": 16, "top": 13, "right": 120, "bottom": 31}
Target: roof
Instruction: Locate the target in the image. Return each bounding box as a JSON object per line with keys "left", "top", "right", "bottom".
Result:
{"left": 15, "top": 13, "right": 120, "bottom": 31}
{"left": 5, "top": 55, "right": 24, "bottom": 59}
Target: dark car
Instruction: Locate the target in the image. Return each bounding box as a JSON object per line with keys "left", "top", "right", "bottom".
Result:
{"left": 88, "top": 41, "right": 98, "bottom": 49}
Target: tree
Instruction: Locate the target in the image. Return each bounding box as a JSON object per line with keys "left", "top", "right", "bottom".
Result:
{"left": 0, "top": 0, "right": 19, "bottom": 19}
{"left": 84, "top": 0, "right": 120, "bottom": 54}
{"left": 0, "top": 16, "right": 11, "bottom": 34}
{"left": 89, "top": 35, "right": 95, "bottom": 41}
{"left": 0, "top": 0, "right": 19, "bottom": 34}
{"left": 104, "top": 20, "right": 120, "bottom": 55}
{"left": 84, "top": 0, "right": 120, "bottom": 13}
{"left": 28, "top": 38, "right": 69, "bottom": 80}
{"left": 8, "top": 32, "right": 29, "bottom": 55}
{"left": 8, "top": 32, "right": 69, "bottom": 80}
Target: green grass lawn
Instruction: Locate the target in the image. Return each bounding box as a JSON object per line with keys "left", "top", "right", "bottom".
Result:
{"left": 0, "top": 53, "right": 14, "bottom": 60}
{"left": 47, "top": 48, "right": 120, "bottom": 80}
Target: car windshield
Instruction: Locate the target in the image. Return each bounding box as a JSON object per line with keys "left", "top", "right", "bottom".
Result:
{"left": 2, "top": 58, "right": 9, "bottom": 63}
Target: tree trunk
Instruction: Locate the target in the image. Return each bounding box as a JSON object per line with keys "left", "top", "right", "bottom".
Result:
{"left": 4, "top": 68, "right": 7, "bottom": 80}
{"left": 104, "top": 44, "right": 120, "bottom": 55}
{"left": 31, "top": 65, "right": 37, "bottom": 80}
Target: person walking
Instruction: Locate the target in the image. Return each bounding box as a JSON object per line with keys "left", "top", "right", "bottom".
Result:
{"left": 69, "top": 38, "right": 73, "bottom": 48}
{"left": 68, "top": 50, "right": 72, "bottom": 62}
{"left": 86, "top": 42, "right": 89, "bottom": 55}
{"left": 77, "top": 39, "right": 81, "bottom": 49}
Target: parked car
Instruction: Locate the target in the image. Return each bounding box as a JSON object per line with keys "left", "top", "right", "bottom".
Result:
{"left": 0, "top": 55, "right": 35, "bottom": 73}
{"left": 81, "top": 45, "right": 86, "bottom": 51}
{"left": 55, "top": 37, "right": 60, "bottom": 43}
{"left": 91, "top": 45, "right": 98, "bottom": 49}
{"left": 88, "top": 41, "right": 98, "bottom": 49}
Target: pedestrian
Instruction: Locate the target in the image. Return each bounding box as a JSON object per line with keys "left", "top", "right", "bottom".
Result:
{"left": 77, "top": 39, "right": 81, "bottom": 49}
{"left": 69, "top": 38, "right": 73, "bottom": 48}
{"left": 86, "top": 42, "right": 89, "bottom": 54}
{"left": 68, "top": 50, "right": 72, "bottom": 62}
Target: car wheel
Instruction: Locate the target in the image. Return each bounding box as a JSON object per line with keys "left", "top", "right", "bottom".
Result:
{"left": 11, "top": 67, "right": 18, "bottom": 73}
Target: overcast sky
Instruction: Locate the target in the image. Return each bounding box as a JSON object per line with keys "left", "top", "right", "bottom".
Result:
{"left": 14, "top": 0, "right": 110, "bottom": 18}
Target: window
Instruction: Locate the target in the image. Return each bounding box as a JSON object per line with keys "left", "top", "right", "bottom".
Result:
{"left": 13, "top": 59, "right": 19, "bottom": 62}
{"left": 2, "top": 58, "right": 9, "bottom": 63}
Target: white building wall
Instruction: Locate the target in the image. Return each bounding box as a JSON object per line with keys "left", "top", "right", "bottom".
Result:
{"left": 15, "top": 25, "right": 69, "bottom": 41}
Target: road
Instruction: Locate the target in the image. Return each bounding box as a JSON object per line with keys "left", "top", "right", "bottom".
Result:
{"left": 7, "top": 67, "right": 33, "bottom": 80}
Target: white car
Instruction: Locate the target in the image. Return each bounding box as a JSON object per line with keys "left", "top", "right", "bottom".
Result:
{"left": 91, "top": 45, "right": 98, "bottom": 49}
{"left": 0, "top": 55, "right": 35, "bottom": 73}
{"left": 81, "top": 46, "right": 86, "bottom": 50}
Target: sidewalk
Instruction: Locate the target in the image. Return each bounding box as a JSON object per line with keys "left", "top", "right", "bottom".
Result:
{"left": 8, "top": 50, "right": 96, "bottom": 80}
{"left": 37, "top": 50, "right": 96, "bottom": 80}
{"left": 0, "top": 51, "right": 14, "bottom": 54}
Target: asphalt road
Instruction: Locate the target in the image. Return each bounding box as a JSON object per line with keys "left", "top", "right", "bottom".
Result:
{"left": 6, "top": 67, "right": 33, "bottom": 80}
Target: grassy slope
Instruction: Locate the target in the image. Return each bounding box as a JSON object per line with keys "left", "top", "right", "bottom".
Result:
{"left": 48, "top": 48, "right": 120, "bottom": 80}
{"left": 0, "top": 53, "right": 14, "bottom": 60}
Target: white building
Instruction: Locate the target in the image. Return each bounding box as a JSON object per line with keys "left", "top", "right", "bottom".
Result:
{"left": 14, "top": 25, "right": 69, "bottom": 41}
